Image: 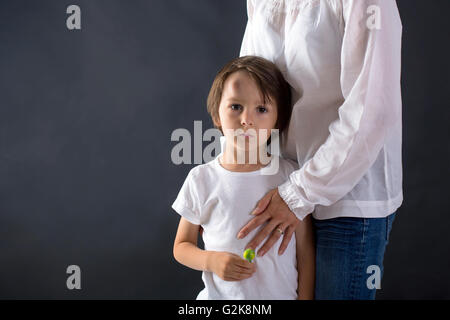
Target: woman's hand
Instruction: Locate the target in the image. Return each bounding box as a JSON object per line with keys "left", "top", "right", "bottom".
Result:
{"left": 237, "top": 188, "right": 299, "bottom": 256}
{"left": 207, "top": 251, "right": 256, "bottom": 281}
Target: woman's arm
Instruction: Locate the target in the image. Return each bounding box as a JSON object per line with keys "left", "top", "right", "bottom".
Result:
{"left": 173, "top": 217, "right": 256, "bottom": 281}
{"left": 238, "top": 0, "right": 403, "bottom": 255}
{"left": 295, "top": 215, "right": 315, "bottom": 300}
{"left": 277, "top": 0, "right": 403, "bottom": 220}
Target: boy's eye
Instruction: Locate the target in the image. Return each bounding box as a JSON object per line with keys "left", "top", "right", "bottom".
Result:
{"left": 231, "top": 104, "right": 242, "bottom": 111}
{"left": 257, "top": 106, "right": 267, "bottom": 113}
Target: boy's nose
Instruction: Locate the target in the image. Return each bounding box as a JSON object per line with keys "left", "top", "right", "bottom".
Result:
{"left": 240, "top": 110, "right": 254, "bottom": 127}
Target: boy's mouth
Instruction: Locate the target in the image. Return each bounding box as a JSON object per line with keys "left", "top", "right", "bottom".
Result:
{"left": 238, "top": 133, "right": 255, "bottom": 140}
{"left": 235, "top": 130, "right": 256, "bottom": 137}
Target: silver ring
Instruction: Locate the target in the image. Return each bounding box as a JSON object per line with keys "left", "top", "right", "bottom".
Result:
{"left": 276, "top": 227, "right": 284, "bottom": 235}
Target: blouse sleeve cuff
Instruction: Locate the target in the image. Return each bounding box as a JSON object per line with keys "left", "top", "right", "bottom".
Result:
{"left": 278, "top": 179, "right": 313, "bottom": 221}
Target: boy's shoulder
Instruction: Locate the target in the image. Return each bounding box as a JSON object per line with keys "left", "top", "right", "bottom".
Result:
{"left": 186, "top": 156, "right": 219, "bottom": 180}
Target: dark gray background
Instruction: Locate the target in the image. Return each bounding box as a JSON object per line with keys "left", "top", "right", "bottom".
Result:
{"left": 0, "top": 0, "right": 449, "bottom": 299}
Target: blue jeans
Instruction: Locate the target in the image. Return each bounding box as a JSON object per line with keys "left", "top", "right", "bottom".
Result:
{"left": 313, "top": 212, "right": 396, "bottom": 300}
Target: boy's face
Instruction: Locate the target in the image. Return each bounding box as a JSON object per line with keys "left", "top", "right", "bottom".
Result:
{"left": 214, "top": 70, "right": 278, "bottom": 152}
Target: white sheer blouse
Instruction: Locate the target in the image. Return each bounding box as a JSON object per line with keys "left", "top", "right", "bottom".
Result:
{"left": 240, "top": 0, "right": 403, "bottom": 220}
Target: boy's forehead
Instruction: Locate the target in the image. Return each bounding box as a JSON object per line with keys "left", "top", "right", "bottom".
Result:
{"left": 223, "top": 71, "right": 264, "bottom": 102}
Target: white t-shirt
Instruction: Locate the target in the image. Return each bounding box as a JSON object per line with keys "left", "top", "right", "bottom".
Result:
{"left": 172, "top": 154, "right": 300, "bottom": 300}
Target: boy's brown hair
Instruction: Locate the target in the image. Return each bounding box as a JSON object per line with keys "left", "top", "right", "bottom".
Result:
{"left": 207, "top": 55, "right": 292, "bottom": 145}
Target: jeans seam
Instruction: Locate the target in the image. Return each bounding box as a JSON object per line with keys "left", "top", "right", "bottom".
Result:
{"left": 385, "top": 216, "right": 389, "bottom": 242}
{"left": 350, "top": 219, "right": 366, "bottom": 299}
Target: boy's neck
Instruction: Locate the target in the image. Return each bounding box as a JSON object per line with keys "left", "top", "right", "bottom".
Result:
{"left": 219, "top": 144, "right": 272, "bottom": 172}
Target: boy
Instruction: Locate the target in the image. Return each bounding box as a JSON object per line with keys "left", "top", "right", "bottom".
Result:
{"left": 172, "top": 56, "right": 315, "bottom": 299}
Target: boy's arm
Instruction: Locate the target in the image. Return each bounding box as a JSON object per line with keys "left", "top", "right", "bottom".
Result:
{"left": 173, "top": 217, "right": 256, "bottom": 281}
{"left": 173, "top": 217, "right": 212, "bottom": 272}
{"left": 295, "top": 214, "right": 315, "bottom": 300}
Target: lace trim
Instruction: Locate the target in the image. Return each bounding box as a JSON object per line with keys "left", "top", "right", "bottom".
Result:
{"left": 264, "top": 0, "right": 321, "bottom": 14}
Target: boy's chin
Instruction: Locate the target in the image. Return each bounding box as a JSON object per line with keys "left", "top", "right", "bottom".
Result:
{"left": 234, "top": 142, "right": 266, "bottom": 153}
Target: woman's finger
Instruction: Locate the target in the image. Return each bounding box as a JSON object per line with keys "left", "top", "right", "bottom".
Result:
{"left": 278, "top": 225, "right": 296, "bottom": 255}
{"left": 257, "top": 223, "right": 288, "bottom": 257}
{"left": 246, "top": 217, "right": 281, "bottom": 252}
{"left": 237, "top": 211, "right": 270, "bottom": 240}
{"left": 251, "top": 189, "right": 276, "bottom": 215}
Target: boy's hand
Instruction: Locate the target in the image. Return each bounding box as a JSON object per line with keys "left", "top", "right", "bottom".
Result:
{"left": 207, "top": 251, "right": 256, "bottom": 281}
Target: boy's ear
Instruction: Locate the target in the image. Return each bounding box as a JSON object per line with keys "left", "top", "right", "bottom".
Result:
{"left": 213, "top": 116, "right": 221, "bottom": 128}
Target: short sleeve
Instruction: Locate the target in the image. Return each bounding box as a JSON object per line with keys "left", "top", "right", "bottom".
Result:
{"left": 171, "top": 170, "right": 203, "bottom": 225}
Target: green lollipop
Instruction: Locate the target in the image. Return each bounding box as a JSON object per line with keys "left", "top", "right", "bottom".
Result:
{"left": 243, "top": 248, "right": 255, "bottom": 263}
